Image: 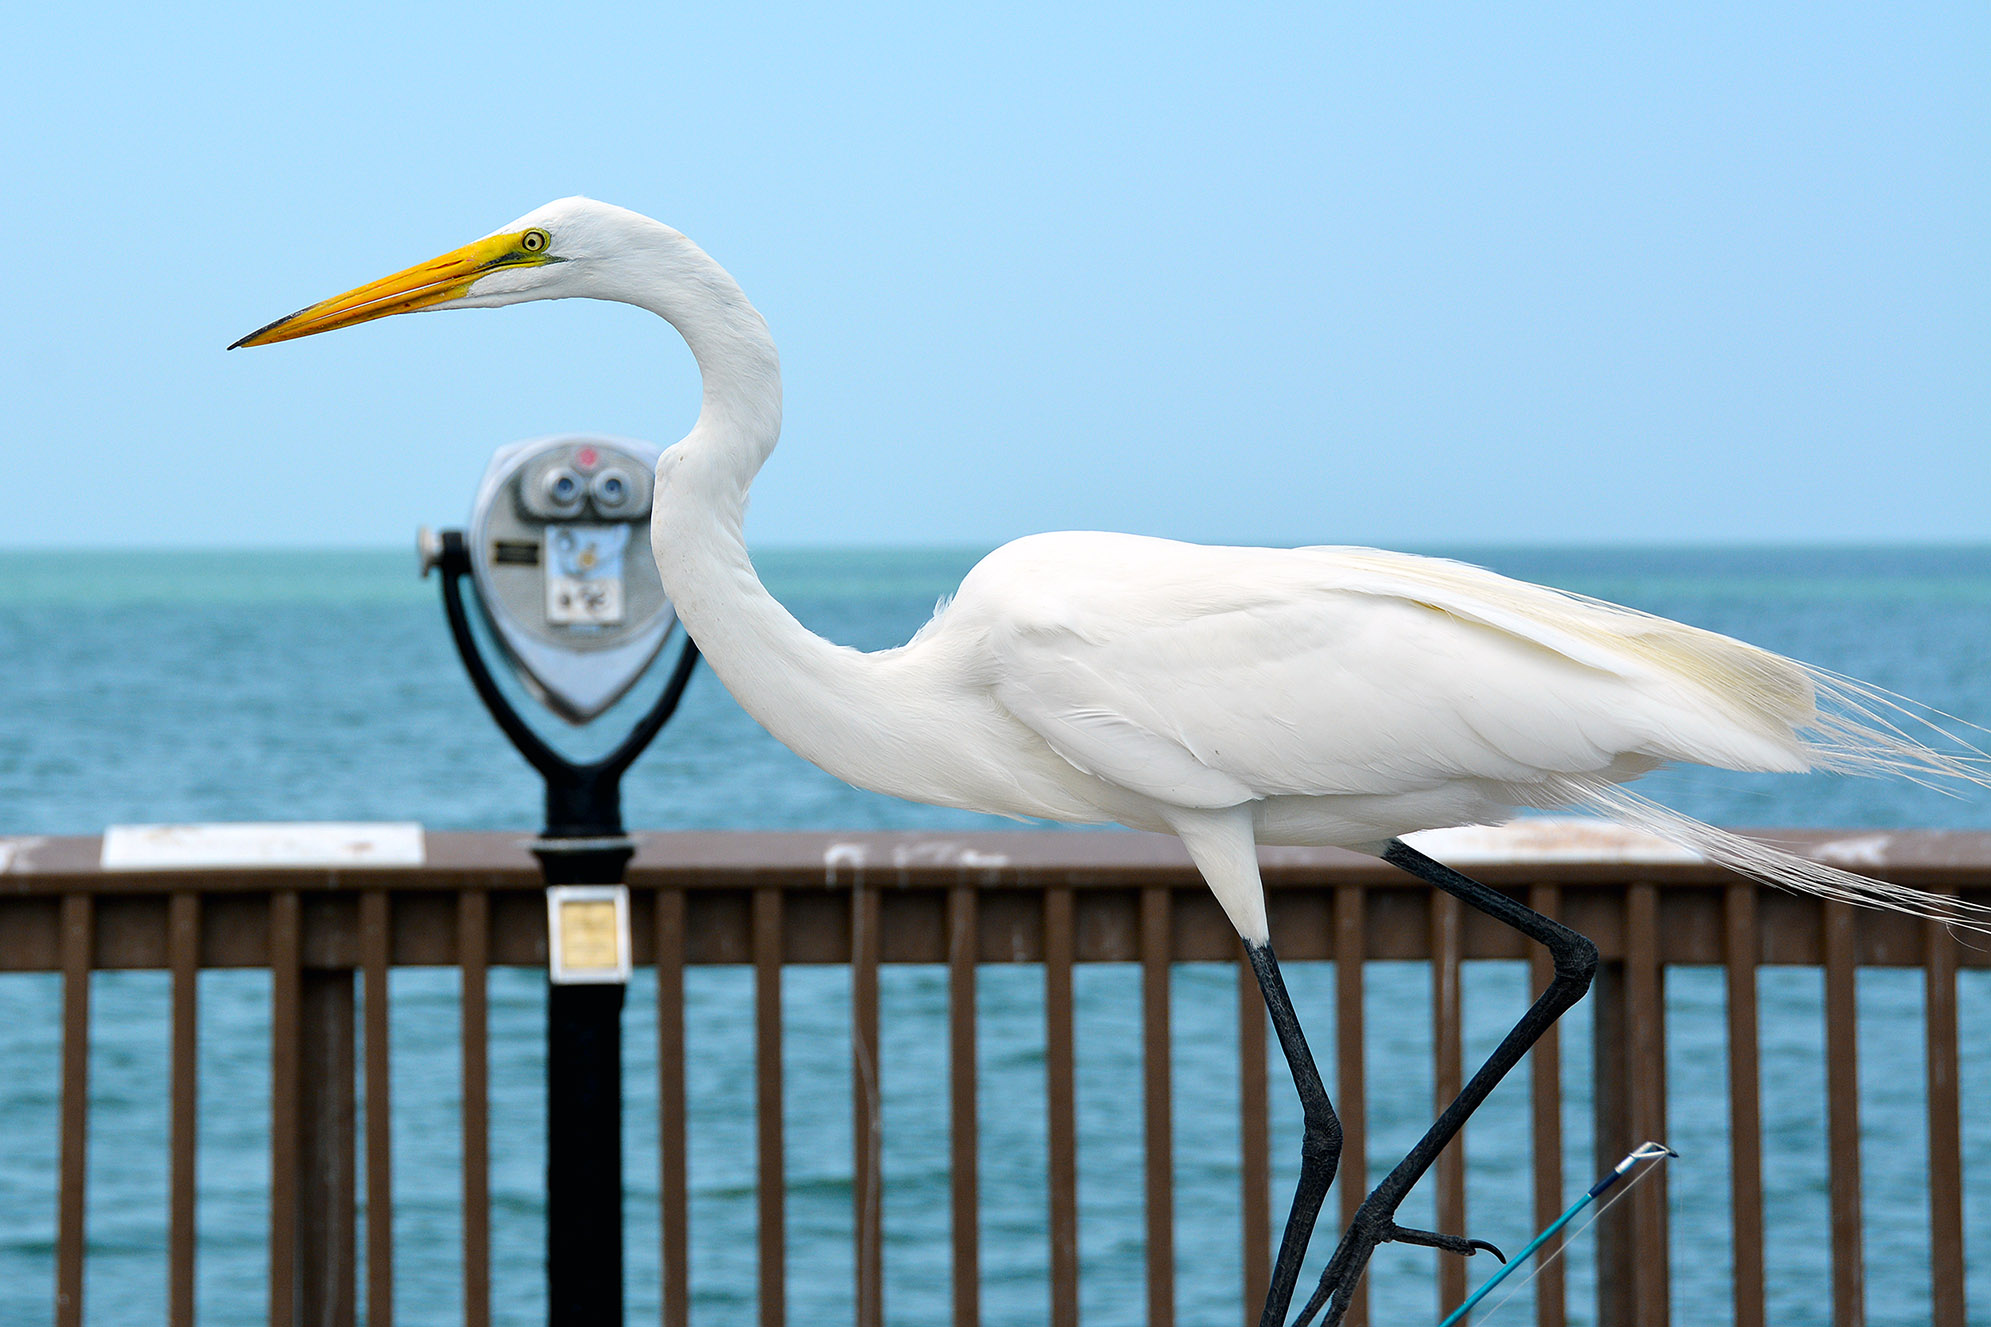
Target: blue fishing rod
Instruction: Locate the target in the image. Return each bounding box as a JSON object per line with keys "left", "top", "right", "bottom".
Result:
{"left": 1438, "top": 1141, "right": 1676, "bottom": 1327}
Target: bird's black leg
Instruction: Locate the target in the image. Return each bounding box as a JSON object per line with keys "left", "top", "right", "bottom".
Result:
{"left": 1296, "top": 840, "right": 1599, "bottom": 1327}
{"left": 1245, "top": 939, "right": 1344, "bottom": 1327}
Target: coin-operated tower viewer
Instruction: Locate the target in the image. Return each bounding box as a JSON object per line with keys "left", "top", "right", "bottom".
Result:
{"left": 421, "top": 434, "right": 699, "bottom": 1327}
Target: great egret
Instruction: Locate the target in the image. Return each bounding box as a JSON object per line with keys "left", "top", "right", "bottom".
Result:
{"left": 234, "top": 198, "right": 1988, "bottom": 1327}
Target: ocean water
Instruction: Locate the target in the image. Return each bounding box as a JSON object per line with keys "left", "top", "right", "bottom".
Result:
{"left": 2, "top": 544, "right": 1990, "bottom": 1326}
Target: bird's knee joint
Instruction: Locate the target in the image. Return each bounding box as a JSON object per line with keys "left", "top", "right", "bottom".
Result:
{"left": 1301, "top": 1124, "right": 1342, "bottom": 1165}
{"left": 1300, "top": 1098, "right": 1342, "bottom": 1152}
{"left": 1556, "top": 932, "right": 1599, "bottom": 985}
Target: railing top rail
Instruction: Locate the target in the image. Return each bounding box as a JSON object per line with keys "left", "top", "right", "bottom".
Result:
{"left": 4, "top": 824, "right": 1987, "bottom": 973}
{"left": 5, "top": 825, "right": 1991, "bottom": 894}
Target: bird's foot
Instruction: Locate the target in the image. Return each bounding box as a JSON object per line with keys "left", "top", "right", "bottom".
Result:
{"left": 1295, "top": 1208, "right": 1502, "bottom": 1327}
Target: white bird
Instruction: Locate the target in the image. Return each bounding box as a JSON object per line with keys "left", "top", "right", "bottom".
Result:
{"left": 234, "top": 198, "right": 1988, "bottom": 1327}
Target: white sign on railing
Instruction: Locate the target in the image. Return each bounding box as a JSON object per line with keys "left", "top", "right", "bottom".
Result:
{"left": 100, "top": 823, "right": 426, "bottom": 870}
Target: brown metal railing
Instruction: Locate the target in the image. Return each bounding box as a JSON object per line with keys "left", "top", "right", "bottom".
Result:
{"left": 3, "top": 826, "right": 1985, "bottom": 1327}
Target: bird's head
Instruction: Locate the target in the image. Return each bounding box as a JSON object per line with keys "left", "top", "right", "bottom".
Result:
{"left": 229, "top": 197, "right": 666, "bottom": 349}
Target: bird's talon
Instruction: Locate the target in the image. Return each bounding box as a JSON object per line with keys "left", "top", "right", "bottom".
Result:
{"left": 1384, "top": 1223, "right": 1504, "bottom": 1262}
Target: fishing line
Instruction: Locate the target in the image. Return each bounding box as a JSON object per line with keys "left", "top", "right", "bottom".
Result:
{"left": 1438, "top": 1141, "right": 1676, "bottom": 1327}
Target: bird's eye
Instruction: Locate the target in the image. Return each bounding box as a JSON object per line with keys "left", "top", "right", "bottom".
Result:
{"left": 521, "top": 228, "right": 549, "bottom": 253}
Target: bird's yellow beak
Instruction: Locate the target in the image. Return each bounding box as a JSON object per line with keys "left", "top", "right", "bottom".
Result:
{"left": 230, "top": 229, "right": 556, "bottom": 348}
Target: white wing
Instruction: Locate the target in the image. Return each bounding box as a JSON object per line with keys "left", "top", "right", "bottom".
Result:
{"left": 962, "top": 533, "right": 1823, "bottom": 813}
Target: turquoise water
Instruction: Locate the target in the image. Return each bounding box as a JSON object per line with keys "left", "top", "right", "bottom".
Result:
{"left": 3, "top": 545, "right": 1990, "bottom": 1324}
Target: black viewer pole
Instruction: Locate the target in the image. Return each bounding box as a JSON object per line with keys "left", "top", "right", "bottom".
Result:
{"left": 433, "top": 529, "right": 699, "bottom": 1326}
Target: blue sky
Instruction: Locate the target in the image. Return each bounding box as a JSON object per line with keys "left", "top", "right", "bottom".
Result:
{"left": 5, "top": 2, "right": 1985, "bottom": 549}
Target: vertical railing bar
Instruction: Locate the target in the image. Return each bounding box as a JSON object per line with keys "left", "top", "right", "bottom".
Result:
{"left": 948, "top": 881, "right": 981, "bottom": 1327}
{"left": 457, "top": 890, "right": 491, "bottom": 1327}
{"left": 1924, "top": 907, "right": 1964, "bottom": 1327}
{"left": 1624, "top": 882, "right": 1669, "bottom": 1327}
{"left": 1724, "top": 883, "right": 1765, "bottom": 1327}
{"left": 168, "top": 888, "right": 201, "bottom": 1323}
{"left": 1527, "top": 883, "right": 1566, "bottom": 1327}
{"left": 56, "top": 893, "right": 92, "bottom": 1327}
{"left": 656, "top": 888, "right": 690, "bottom": 1327}
{"left": 851, "top": 875, "right": 884, "bottom": 1327}
{"left": 753, "top": 886, "right": 787, "bottom": 1327}
{"left": 269, "top": 890, "right": 301, "bottom": 1327}
{"left": 1044, "top": 885, "right": 1079, "bottom": 1327}
{"left": 1334, "top": 884, "right": 1369, "bottom": 1327}
{"left": 1141, "top": 885, "right": 1176, "bottom": 1327}
{"left": 1432, "top": 889, "right": 1467, "bottom": 1318}
{"left": 297, "top": 968, "right": 356, "bottom": 1326}
{"left": 1823, "top": 904, "right": 1864, "bottom": 1327}
{"left": 361, "top": 891, "right": 394, "bottom": 1327}
{"left": 1591, "top": 956, "right": 1630, "bottom": 1327}
{"left": 1237, "top": 954, "right": 1270, "bottom": 1327}
{"left": 169, "top": 891, "right": 199, "bottom": 1327}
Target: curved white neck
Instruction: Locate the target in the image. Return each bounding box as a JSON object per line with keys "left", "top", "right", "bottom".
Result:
{"left": 627, "top": 235, "right": 923, "bottom": 792}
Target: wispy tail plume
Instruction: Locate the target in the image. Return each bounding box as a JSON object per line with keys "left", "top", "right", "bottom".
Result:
{"left": 1801, "top": 667, "right": 1991, "bottom": 789}
{"left": 1568, "top": 780, "right": 1991, "bottom": 933}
